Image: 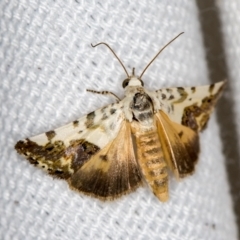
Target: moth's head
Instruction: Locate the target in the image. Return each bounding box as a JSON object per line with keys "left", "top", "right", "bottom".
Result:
{"left": 122, "top": 68, "right": 144, "bottom": 89}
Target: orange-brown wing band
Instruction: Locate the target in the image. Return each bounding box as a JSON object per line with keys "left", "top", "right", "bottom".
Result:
{"left": 156, "top": 110, "right": 200, "bottom": 178}
{"left": 69, "top": 122, "right": 142, "bottom": 200}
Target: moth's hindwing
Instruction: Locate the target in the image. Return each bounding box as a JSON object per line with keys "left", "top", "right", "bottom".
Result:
{"left": 156, "top": 110, "right": 199, "bottom": 178}
{"left": 69, "top": 122, "right": 142, "bottom": 200}
{"left": 155, "top": 81, "right": 226, "bottom": 132}
{"left": 15, "top": 102, "right": 142, "bottom": 199}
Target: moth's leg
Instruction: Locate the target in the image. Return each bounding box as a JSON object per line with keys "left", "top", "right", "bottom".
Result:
{"left": 87, "top": 89, "right": 121, "bottom": 102}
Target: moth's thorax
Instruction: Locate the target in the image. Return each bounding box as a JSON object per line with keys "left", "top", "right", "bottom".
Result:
{"left": 131, "top": 92, "right": 154, "bottom": 126}
{"left": 122, "top": 80, "right": 155, "bottom": 124}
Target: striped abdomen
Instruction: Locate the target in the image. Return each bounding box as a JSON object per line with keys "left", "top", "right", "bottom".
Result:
{"left": 135, "top": 130, "right": 169, "bottom": 202}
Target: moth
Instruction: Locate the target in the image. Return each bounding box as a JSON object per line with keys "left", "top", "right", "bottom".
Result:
{"left": 15, "top": 33, "right": 225, "bottom": 202}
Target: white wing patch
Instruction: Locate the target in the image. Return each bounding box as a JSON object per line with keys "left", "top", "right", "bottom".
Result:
{"left": 28, "top": 102, "right": 125, "bottom": 149}
{"left": 15, "top": 102, "right": 125, "bottom": 179}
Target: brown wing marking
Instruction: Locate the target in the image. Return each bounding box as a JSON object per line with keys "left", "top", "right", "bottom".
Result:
{"left": 15, "top": 138, "right": 100, "bottom": 179}
{"left": 69, "top": 122, "right": 142, "bottom": 200}
{"left": 181, "top": 81, "right": 226, "bottom": 132}
{"left": 156, "top": 110, "right": 199, "bottom": 178}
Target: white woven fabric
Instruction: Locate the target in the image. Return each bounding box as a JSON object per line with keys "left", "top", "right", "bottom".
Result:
{"left": 0, "top": 0, "right": 238, "bottom": 239}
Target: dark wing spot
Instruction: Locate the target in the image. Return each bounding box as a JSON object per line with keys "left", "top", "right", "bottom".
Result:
{"left": 73, "top": 120, "right": 79, "bottom": 127}
{"left": 54, "top": 169, "right": 64, "bottom": 175}
{"left": 173, "top": 88, "right": 188, "bottom": 103}
{"left": 191, "top": 87, "right": 196, "bottom": 93}
{"left": 202, "top": 96, "right": 213, "bottom": 105}
{"left": 101, "top": 113, "right": 108, "bottom": 120}
{"left": 161, "top": 94, "right": 166, "bottom": 100}
{"left": 209, "top": 84, "right": 215, "bottom": 93}
{"left": 100, "top": 155, "right": 108, "bottom": 161}
{"left": 182, "top": 86, "right": 224, "bottom": 132}
{"left": 69, "top": 140, "right": 100, "bottom": 172}
{"left": 178, "top": 131, "right": 183, "bottom": 138}
{"left": 110, "top": 108, "right": 116, "bottom": 115}
{"left": 101, "top": 106, "right": 107, "bottom": 113}
{"left": 45, "top": 131, "right": 56, "bottom": 141}
{"left": 177, "top": 87, "right": 184, "bottom": 91}
{"left": 85, "top": 111, "right": 95, "bottom": 128}
{"left": 182, "top": 104, "right": 202, "bottom": 131}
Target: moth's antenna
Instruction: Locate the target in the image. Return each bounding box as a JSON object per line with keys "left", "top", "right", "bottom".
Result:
{"left": 139, "top": 32, "right": 184, "bottom": 79}
{"left": 91, "top": 42, "right": 130, "bottom": 78}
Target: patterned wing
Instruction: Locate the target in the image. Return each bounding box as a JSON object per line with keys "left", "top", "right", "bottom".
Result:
{"left": 15, "top": 102, "right": 125, "bottom": 179}
{"left": 156, "top": 110, "right": 199, "bottom": 178}
{"left": 15, "top": 102, "right": 143, "bottom": 199}
{"left": 69, "top": 122, "right": 142, "bottom": 200}
{"left": 153, "top": 81, "right": 226, "bottom": 132}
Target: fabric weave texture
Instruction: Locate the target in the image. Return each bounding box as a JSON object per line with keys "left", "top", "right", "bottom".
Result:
{"left": 0, "top": 1, "right": 238, "bottom": 239}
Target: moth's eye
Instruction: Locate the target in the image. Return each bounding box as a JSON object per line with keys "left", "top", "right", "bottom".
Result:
{"left": 122, "top": 78, "right": 130, "bottom": 88}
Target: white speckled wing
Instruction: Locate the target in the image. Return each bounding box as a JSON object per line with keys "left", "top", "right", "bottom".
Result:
{"left": 28, "top": 101, "right": 125, "bottom": 149}
{"left": 152, "top": 81, "right": 226, "bottom": 132}
{"left": 15, "top": 101, "right": 125, "bottom": 179}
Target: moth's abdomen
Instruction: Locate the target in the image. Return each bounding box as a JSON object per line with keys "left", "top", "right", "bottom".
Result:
{"left": 135, "top": 130, "right": 169, "bottom": 202}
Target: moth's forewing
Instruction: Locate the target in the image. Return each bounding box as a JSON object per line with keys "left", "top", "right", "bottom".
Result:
{"left": 15, "top": 103, "right": 125, "bottom": 181}
{"left": 156, "top": 81, "right": 226, "bottom": 132}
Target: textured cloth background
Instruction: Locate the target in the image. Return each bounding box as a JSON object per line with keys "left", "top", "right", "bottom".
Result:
{"left": 0, "top": 1, "right": 238, "bottom": 240}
